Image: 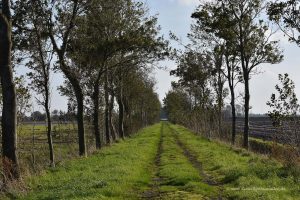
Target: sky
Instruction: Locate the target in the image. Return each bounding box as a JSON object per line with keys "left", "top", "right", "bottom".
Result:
{"left": 21, "top": 0, "right": 300, "bottom": 114}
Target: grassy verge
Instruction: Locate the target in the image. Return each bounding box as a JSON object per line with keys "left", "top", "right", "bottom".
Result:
{"left": 171, "top": 124, "right": 300, "bottom": 200}
{"left": 6, "top": 124, "right": 161, "bottom": 200}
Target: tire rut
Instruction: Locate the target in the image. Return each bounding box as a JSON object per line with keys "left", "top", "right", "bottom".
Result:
{"left": 168, "top": 124, "right": 224, "bottom": 200}
{"left": 141, "top": 123, "right": 165, "bottom": 199}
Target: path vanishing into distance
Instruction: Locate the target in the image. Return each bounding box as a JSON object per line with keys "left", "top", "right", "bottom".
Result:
{"left": 9, "top": 122, "right": 299, "bottom": 200}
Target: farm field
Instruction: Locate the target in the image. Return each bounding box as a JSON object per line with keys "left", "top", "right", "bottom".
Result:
{"left": 223, "top": 117, "right": 300, "bottom": 146}
{"left": 2, "top": 122, "right": 298, "bottom": 200}
{"left": 0, "top": 122, "right": 96, "bottom": 174}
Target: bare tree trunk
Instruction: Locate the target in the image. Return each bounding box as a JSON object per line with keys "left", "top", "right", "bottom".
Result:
{"left": 74, "top": 87, "right": 86, "bottom": 156}
{"left": 0, "top": 0, "right": 20, "bottom": 180}
{"left": 92, "top": 82, "right": 101, "bottom": 149}
{"left": 217, "top": 69, "right": 223, "bottom": 138}
{"left": 230, "top": 86, "right": 236, "bottom": 145}
{"left": 55, "top": 56, "right": 86, "bottom": 156}
{"left": 35, "top": 24, "right": 55, "bottom": 167}
{"left": 243, "top": 73, "right": 250, "bottom": 149}
{"left": 109, "top": 92, "right": 117, "bottom": 141}
{"left": 117, "top": 89, "right": 125, "bottom": 139}
{"left": 46, "top": 0, "right": 86, "bottom": 156}
{"left": 239, "top": 26, "right": 249, "bottom": 149}
{"left": 104, "top": 67, "right": 111, "bottom": 144}
{"left": 218, "top": 107, "right": 222, "bottom": 138}
{"left": 45, "top": 100, "right": 55, "bottom": 167}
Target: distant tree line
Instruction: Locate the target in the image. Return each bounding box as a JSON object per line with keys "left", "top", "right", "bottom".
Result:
{"left": 17, "top": 110, "right": 76, "bottom": 122}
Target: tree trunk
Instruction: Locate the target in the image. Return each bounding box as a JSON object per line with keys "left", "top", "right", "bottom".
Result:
{"left": 225, "top": 54, "right": 237, "bottom": 145}
{"left": 118, "top": 101, "right": 125, "bottom": 139}
{"left": 243, "top": 73, "right": 250, "bottom": 149}
{"left": 36, "top": 24, "right": 55, "bottom": 167}
{"left": 0, "top": 1, "right": 20, "bottom": 180}
{"left": 117, "top": 92, "right": 125, "bottom": 139}
{"left": 45, "top": 99, "right": 55, "bottom": 167}
{"left": 230, "top": 85, "right": 236, "bottom": 145}
{"left": 46, "top": 0, "right": 85, "bottom": 155}
{"left": 217, "top": 91, "right": 222, "bottom": 138}
{"left": 92, "top": 82, "right": 101, "bottom": 149}
{"left": 56, "top": 60, "right": 86, "bottom": 156}
{"left": 74, "top": 88, "right": 86, "bottom": 156}
{"left": 109, "top": 92, "right": 117, "bottom": 141}
{"left": 217, "top": 68, "right": 223, "bottom": 138}
{"left": 104, "top": 68, "right": 111, "bottom": 144}
{"left": 218, "top": 105, "right": 222, "bottom": 138}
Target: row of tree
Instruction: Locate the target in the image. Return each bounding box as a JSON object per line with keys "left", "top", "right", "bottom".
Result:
{"left": 0, "top": 0, "right": 164, "bottom": 181}
{"left": 164, "top": 0, "right": 300, "bottom": 148}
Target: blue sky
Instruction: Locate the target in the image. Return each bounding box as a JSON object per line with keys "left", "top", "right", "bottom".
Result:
{"left": 23, "top": 0, "right": 300, "bottom": 114}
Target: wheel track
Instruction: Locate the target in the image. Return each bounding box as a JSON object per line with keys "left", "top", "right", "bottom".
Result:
{"left": 167, "top": 123, "right": 225, "bottom": 200}
{"left": 141, "top": 123, "right": 165, "bottom": 199}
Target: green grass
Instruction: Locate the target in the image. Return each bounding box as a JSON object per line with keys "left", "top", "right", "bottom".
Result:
{"left": 17, "top": 123, "right": 77, "bottom": 137}
{"left": 171, "top": 124, "right": 300, "bottom": 200}
{"left": 14, "top": 123, "right": 91, "bottom": 174}
{"left": 2, "top": 122, "right": 299, "bottom": 199}
{"left": 11, "top": 124, "right": 162, "bottom": 200}
{"left": 156, "top": 123, "right": 217, "bottom": 199}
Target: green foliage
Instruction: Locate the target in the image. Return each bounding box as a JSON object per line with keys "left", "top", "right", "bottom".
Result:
{"left": 163, "top": 88, "right": 191, "bottom": 124}
{"left": 267, "top": 73, "right": 299, "bottom": 127}
{"left": 192, "top": 0, "right": 283, "bottom": 74}
{"left": 15, "top": 76, "right": 32, "bottom": 118}
{"left": 186, "top": 0, "right": 284, "bottom": 148}
{"left": 268, "top": 0, "right": 300, "bottom": 46}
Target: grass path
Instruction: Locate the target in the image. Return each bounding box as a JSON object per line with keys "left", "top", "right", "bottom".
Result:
{"left": 141, "top": 122, "right": 164, "bottom": 199}
{"left": 3, "top": 122, "right": 299, "bottom": 199}
{"left": 142, "top": 122, "right": 221, "bottom": 199}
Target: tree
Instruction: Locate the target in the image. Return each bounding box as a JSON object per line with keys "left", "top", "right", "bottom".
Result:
{"left": 15, "top": 76, "right": 31, "bottom": 122}
{"left": 26, "top": 33, "right": 55, "bottom": 167}
{"left": 268, "top": 0, "right": 300, "bottom": 46}
{"left": 190, "top": 1, "right": 242, "bottom": 144}
{"left": 192, "top": 0, "right": 283, "bottom": 148}
{"left": 31, "top": 111, "right": 46, "bottom": 121}
{"left": 0, "top": 0, "right": 20, "bottom": 180}
{"left": 122, "top": 69, "right": 161, "bottom": 132}
{"left": 223, "top": 44, "right": 241, "bottom": 145}
{"left": 46, "top": 0, "right": 87, "bottom": 156}
{"left": 0, "top": 76, "right": 32, "bottom": 122}
{"left": 14, "top": 0, "right": 86, "bottom": 160}
{"left": 267, "top": 73, "right": 300, "bottom": 147}
{"left": 71, "top": 0, "right": 167, "bottom": 145}
{"left": 267, "top": 73, "right": 299, "bottom": 125}
{"left": 170, "top": 46, "right": 220, "bottom": 136}
{"left": 163, "top": 88, "right": 191, "bottom": 124}
{"left": 171, "top": 51, "right": 213, "bottom": 110}
{"left": 14, "top": 0, "right": 87, "bottom": 156}
{"left": 211, "top": 47, "right": 228, "bottom": 138}
{"left": 12, "top": 0, "right": 56, "bottom": 166}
